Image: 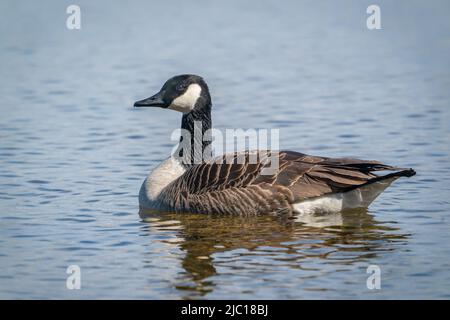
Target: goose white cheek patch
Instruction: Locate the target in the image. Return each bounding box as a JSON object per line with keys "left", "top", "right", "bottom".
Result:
{"left": 169, "top": 84, "right": 202, "bottom": 113}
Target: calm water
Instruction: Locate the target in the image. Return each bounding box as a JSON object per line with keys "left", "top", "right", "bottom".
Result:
{"left": 1, "top": 0, "right": 450, "bottom": 299}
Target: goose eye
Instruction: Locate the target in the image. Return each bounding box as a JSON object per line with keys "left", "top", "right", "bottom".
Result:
{"left": 176, "top": 84, "right": 187, "bottom": 92}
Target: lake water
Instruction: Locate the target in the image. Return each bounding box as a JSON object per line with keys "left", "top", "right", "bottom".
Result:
{"left": 1, "top": 0, "right": 450, "bottom": 299}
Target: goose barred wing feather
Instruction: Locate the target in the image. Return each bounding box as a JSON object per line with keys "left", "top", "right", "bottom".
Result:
{"left": 161, "top": 151, "right": 411, "bottom": 215}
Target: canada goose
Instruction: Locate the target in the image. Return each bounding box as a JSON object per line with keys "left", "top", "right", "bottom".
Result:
{"left": 134, "top": 74, "right": 415, "bottom": 215}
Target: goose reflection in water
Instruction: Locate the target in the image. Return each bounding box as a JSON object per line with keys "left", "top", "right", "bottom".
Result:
{"left": 138, "top": 209, "right": 408, "bottom": 298}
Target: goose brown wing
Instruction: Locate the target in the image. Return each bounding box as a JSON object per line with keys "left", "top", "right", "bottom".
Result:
{"left": 162, "top": 151, "right": 413, "bottom": 214}
{"left": 264, "top": 151, "right": 396, "bottom": 202}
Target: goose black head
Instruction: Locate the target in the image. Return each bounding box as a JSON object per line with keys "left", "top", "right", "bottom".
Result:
{"left": 134, "top": 74, "right": 211, "bottom": 113}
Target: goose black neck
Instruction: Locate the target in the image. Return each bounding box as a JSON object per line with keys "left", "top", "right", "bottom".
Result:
{"left": 176, "top": 98, "right": 212, "bottom": 167}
